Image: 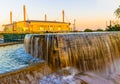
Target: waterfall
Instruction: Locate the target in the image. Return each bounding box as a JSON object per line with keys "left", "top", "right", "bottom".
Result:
{"left": 24, "top": 32, "right": 120, "bottom": 75}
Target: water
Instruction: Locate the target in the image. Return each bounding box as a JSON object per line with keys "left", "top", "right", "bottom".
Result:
{"left": 1, "top": 32, "right": 120, "bottom": 84}
{"left": 0, "top": 39, "right": 3, "bottom": 43}
{"left": 0, "top": 44, "right": 40, "bottom": 74}
{"left": 24, "top": 32, "right": 120, "bottom": 84}
{"left": 40, "top": 67, "right": 114, "bottom": 84}
{"left": 24, "top": 32, "right": 120, "bottom": 72}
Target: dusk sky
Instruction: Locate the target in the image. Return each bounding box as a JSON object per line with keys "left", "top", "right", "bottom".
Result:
{"left": 0, "top": 0, "right": 120, "bottom": 31}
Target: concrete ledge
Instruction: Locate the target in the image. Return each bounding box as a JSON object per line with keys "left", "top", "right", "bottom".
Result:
{"left": 0, "top": 62, "right": 52, "bottom": 84}
{"left": 0, "top": 42, "right": 23, "bottom": 47}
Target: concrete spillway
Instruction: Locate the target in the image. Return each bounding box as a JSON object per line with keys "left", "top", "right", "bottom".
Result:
{"left": 24, "top": 32, "right": 120, "bottom": 74}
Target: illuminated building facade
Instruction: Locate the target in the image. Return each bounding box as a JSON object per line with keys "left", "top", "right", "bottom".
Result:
{"left": 4, "top": 5, "right": 72, "bottom": 32}
{"left": 4, "top": 20, "right": 71, "bottom": 32}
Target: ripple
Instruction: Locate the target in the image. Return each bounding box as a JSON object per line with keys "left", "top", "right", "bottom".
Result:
{"left": 0, "top": 44, "right": 40, "bottom": 74}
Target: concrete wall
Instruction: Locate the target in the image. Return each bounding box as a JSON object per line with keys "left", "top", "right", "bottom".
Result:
{"left": 0, "top": 62, "right": 51, "bottom": 84}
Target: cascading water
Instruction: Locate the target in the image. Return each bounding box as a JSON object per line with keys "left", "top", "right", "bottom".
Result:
{"left": 24, "top": 32, "right": 120, "bottom": 84}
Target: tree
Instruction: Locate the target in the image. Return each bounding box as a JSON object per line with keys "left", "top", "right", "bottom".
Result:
{"left": 106, "top": 6, "right": 120, "bottom": 31}
{"left": 84, "top": 29, "right": 93, "bottom": 32}
{"left": 114, "top": 6, "right": 120, "bottom": 19}
{"left": 96, "top": 29, "right": 104, "bottom": 32}
{"left": 106, "top": 24, "right": 120, "bottom": 31}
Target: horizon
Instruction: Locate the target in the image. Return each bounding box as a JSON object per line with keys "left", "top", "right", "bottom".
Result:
{"left": 0, "top": 0, "right": 120, "bottom": 31}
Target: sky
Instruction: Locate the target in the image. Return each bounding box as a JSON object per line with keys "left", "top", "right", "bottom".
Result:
{"left": 0, "top": 0, "right": 120, "bottom": 31}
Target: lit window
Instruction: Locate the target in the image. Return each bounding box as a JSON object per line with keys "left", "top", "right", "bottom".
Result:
{"left": 50, "top": 27, "right": 53, "bottom": 31}
{"left": 40, "top": 27, "right": 44, "bottom": 31}
{"left": 23, "top": 27, "right": 28, "bottom": 31}
{"left": 58, "top": 27, "right": 61, "bottom": 31}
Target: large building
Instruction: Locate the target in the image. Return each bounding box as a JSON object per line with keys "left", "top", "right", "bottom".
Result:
{"left": 4, "top": 5, "right": 72, "bottom": 32}
{"left": 4, "top": 20, "right": 71, "bottom": 32}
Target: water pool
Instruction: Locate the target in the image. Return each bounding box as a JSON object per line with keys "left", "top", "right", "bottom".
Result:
{"left": 0, "top": 44, "right": 40, "bottom": 74}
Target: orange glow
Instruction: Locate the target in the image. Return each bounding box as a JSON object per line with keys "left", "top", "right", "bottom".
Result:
{"left": 76, "top": 18, "right": 109, "bottom": 31}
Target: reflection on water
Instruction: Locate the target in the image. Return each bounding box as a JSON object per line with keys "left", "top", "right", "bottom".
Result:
{"left": 0, "top": 44, "right": 40, "bottom": 74}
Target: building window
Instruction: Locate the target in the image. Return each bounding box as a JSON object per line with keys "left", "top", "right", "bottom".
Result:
{"left": 40, "top": 27, "right": 44, "bottom": 31}
{"left": 50, "top": 27, "right": 53, "bottom": 31}
{"left": 58, "top": 27, "right": 61, "bottom": 31}
{"left": 23, "top": 27, "right": 29, "bottom": 31}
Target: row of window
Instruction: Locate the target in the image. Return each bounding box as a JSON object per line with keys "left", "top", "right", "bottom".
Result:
{"left": 30, "top": 25, "right": 69, "bottom": 28}
{"left": 39, "top": 27, "right": 62, "bottom": 31}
